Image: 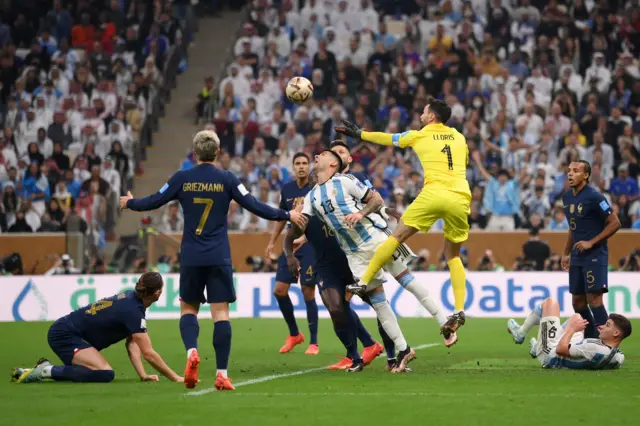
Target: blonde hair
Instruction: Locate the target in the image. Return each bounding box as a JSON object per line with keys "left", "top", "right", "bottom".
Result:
{"left": 192, "top": 130, "right": 220, "bottom": 162}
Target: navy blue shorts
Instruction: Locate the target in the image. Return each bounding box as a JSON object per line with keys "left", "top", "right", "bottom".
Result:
{"left": 315, "top": 264, "right": 356, "bottom": 294}
{"left": 48, "top": 319, "right": 91, "bottom": 365}
{"left": 275, "top": 253, "right": 316, "bottom": 286}
{"left": 180, "top": 265, "right": 236, "bottom": 304}
{"left": 569, "top": 264, "right": 609, "bottom": 295}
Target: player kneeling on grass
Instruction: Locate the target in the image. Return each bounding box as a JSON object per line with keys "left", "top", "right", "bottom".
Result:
{"left": 12, "top": 272, "right": 184, "bottom": 384}
{"left": 507, "top": 297, "right": 630, "bottom": 369}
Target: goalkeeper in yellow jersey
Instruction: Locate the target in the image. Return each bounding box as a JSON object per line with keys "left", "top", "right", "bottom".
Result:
{"left": 335, "top": 97, "right": 471, "bottom": 347}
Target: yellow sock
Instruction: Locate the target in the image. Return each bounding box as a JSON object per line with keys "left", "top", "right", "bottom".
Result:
{"left": 447, "top": 257, "right": 466, "bottom": 312}
{"left": 361, "top": 237, "right": 400, "bottom": 284}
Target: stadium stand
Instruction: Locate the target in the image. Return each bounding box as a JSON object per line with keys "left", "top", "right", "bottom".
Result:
{"left": 0, "top": 0, "right": 189, "bottom": 270}
{"left": 190, "top": 0, "right": 640, "bottom": 271}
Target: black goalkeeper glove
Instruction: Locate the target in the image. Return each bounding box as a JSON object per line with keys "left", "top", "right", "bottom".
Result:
{"left": 334, "top": 119, "right": 362, "bottom": 139}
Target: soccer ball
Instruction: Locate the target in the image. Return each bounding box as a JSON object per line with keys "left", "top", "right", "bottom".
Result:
{"left": 285, "top": 77, "right": 314, "bottom": 104}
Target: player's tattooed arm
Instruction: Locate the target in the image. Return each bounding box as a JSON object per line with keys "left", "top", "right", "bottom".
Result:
{"left": 344, "top": 190, "right": 384, "bottom": 228}
{"left": 574, "top": 213, "right": 621, "bottom": 253}
{"left": 283, "top": 225, "right": 303, "bottom": 278}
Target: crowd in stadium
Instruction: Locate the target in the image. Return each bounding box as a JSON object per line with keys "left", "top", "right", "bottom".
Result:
{"left": 0, "top": 0, "right": 184, "bottom": 252}
{"left": 189, "top": 0, "right": 640, "bottom": 270}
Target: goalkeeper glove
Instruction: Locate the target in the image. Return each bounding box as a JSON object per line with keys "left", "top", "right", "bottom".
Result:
{"left": 334, "top": 119, "right": 362, "bottom": 139}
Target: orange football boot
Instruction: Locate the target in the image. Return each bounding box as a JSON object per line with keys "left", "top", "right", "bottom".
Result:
{"left": 279, "top": 333, "right": 305, "bottom": 353}
{"left": 184, "top": 349, "right": 200, "bottom": 389}
{"left": 362, "top": 341, "right": 383, "bottom": 366}
{"left": 304, "top": 344, "right": 319, "bottom": 355}
{"left": 327, "top": 357, "right": 352, "bottom": 370}
{"left": 214, "top": 372, "right": 235, "bottom": 391}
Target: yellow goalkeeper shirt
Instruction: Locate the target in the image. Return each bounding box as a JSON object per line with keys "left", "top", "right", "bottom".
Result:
{"left": 361, "top": 123, "right": 471, "bottom": 196}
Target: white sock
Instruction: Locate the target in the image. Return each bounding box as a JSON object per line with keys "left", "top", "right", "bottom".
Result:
{"left": 404, "top": 280, "right": 448, "bottom": 326}
{"left": 187, "top": 348, "right": 197, "bottom": 358}
{"left": 521, "top": 303, "right": 543, "bottom": 334}
{"left": 371, "top": 299, "right": 407, "bottom": 352}
{"left": 42, "top": 366, "right": 52, "bottom": 378}
{"left": 217, "top": 369, "right": 228, "bottom": 378}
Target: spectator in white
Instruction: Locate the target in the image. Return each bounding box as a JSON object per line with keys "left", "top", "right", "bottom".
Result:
{"left": 510, "top": 7, "right": 537, "bottom": 48}
{"left": 0, "top": 139, "right": 18, "bottom": 175}
{"left": 267, "top": 26, "right": 291, "bottom": 58}
{"left": 35, "top": 80, "right": 63, "bottom": 111}
{"left": 282, "top": 122, "right": 304, "bottom": 153}
{"left": 590, "top": 160, "right": 612, "bottom": 194}
{"left": 68, "top": 83, "right": 90, "bottom": 110}
{"left": 234, "top": 23, "right": 265, "bottom": 58}
{"left": 282, "top": 0, "right": 301, "bottom": 35}
{"left": 21, "top": 199, "right": 42, "bottom": 231}
{"left": 339, "top": 36, "right": 369, "bottom": 67}
{"left": 51, "top": 39, "right": 78, "bottom": 80}
{"left": 474, "top": 152, "right": 520, "bottom": 231}
{"left": 112, "top": 58, "right": 132, "bottom": 98}
{"left": 513, "top": 0, "right": 541, "bottom": 22}
{"left": 219, "top": 63, "right": 241, "bottom": 101}
{"left": 531, "top": 154, "right": 556, "bottom": 192}
{"left": 353, "top": 0, "right": 379, "bottom": 32}
{"left": 585, "top": 131, "right": 615, "bottom": 171}
{"left": 324, "top": 104, "right": 345, "bottom": 142}
{"left": 545, "top": 102, "right": 572, "bottom": 138}
{"left": 44, "top": 254, "right": 81, "bottom": 275}
{"left": 516, "top": 101, "right": 544, "bottom": 140}
{"left": 240, "top": 178, "right": 276, "bottom": 232}
{"left": 36, "top": 128, "right": 54, "bottom": 158}
{"left": 525, "top": 67, "right": 553, "bottom": 107}
{"left": 293, "top": 28, "right": 319, "bottom": 58}
{"left": 161, "top": 201, "right": 184, "bottom": 233}
{"left": 330, "top": 0, "right": 351, "bottom": 31}
{"left": 323, "top": 27, "right": 344, "bottom": 57}
{"left": 259, "top": 69, "right": 281, "bottom": 106}
{"left": 101, "top": 156, "right": 121, "bottom": 196}
{"left": 300, "top": 0, "right": 326, "bottom": 30}
{"left": 3, "top": 98, "right": 21, "bottom": 130}
{"left": 275, "top": 138, "right": 293, "bottom": 170}
{"left": 249, "top": 137, "right": 271, "bottom": 169}
{"left": 17, "top": 109, "right": 40, "bottom": 152}
{"left": 554, "top": 65, "right": 583, "bottom": 99}
{"left": 447, "top": 94, "right": 465, "bottom": 125}
{"left": 91, "top": 81, "right": 118, "bottom": 118}
{"left": 524, "top": 184, "right": 551, "bottom": 219}
{"left": 619, "top": 51, "right": 640, "bottom": 79}
{"left": 583, "top": 52, "right": 612, "bottom": 95}
{"left": 32, "top": 101, "right": 51, "bottom": 134}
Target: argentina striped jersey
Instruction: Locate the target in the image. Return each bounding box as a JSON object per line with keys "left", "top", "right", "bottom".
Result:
{"left": 301, "top": 174, "right": 387, "bottom": 253}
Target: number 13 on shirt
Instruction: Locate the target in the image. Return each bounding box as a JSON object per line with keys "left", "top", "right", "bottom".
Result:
{"left": 194, "top": 197, "right": 214, "bottom": 235}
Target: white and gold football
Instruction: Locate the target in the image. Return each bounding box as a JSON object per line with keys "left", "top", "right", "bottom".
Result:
{"left": 285, "top": 76, "right": 314, "bottom": 104}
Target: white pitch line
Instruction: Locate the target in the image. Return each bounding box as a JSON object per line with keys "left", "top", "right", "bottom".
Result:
{"left": 186, "top": 343, "right": 440, "bottom": 397}
{"left": 195, "top": 392, "right": 640, "bottom": 399}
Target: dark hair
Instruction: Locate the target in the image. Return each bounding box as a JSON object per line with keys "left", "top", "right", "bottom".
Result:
{"left": 609, "top": 313, "right": 632, "bottom": 340}
{"left": 497, "top": 169, "right": 510, "bottom": 178}
{"left": 135, "top": 272, "right": 164, "bottom": 297}
{"left": 329, "top": 140, "right": 350, "bottom": 152}
{"left": 324, "top": 150, "right": 343, "bottom": 172}
{"left": 529, "top": 227, "right": 540, "bottom": 237}
{"left": 577, "top": 160, "right": 591, "bottom": 182}
{"left": 292, "top": 152, "right": 309, "bottom": 163}
{"left": 425, "top": 96, "right": 452, "bottom": 123}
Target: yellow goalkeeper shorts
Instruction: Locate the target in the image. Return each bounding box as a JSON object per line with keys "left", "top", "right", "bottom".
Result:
{"left": 401, "top": 187, "right": 471, "bottom": 243}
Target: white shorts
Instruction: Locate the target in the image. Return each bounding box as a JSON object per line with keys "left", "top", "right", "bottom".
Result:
{"left": 535, "top": 317, "right": 584, "bottom": 366}
{"left": 346, "top": 228, "right": 416, "bottom": 288}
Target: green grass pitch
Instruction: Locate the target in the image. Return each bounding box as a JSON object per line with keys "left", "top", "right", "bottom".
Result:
{"left": 1, "top": 318, "right": 639, "bottom": 426}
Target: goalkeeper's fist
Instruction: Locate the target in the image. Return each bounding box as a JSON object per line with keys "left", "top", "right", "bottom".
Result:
{"left": 334, "top": 119, "right": 362, "bottom": 139}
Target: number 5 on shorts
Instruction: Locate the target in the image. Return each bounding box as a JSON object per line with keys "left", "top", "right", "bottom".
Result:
{"left": 194, "top": 198, "right": 214, "bottom": 235}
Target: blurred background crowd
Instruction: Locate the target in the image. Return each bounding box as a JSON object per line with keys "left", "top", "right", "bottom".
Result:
{"left": 188, "top": 0, "right": 640, "bottom": 271}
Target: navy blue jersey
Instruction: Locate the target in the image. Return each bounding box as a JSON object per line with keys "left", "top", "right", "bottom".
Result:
{"left": 349, "top": 172, "right": 374, "bottom": 190}
{"left": 127, "top": 164, "right": 290, "bottom": 266}
{"left": 279, "top": 180, "right": 314, "bottom": 257}
{"left": 304, "top": 215, "right": 349, "bottom": 269}
{"left": 64, "top": 291, "right": 146, "bottom": 351}
{"left": 563, "top": 185, "right": 613, "bottom": 265}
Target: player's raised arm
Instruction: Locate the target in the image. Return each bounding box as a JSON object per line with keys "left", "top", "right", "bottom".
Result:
{"left": 121, "top": 172, "right": 182, "bottom": 212}
{"left": 334, "top": 119, "right": 420, "bottom": 148}
{"left": 265, "top": 189, "right": 289, "bottom": 260}
{"left": 228, "top": 173, "right": 307, "bottom": 229}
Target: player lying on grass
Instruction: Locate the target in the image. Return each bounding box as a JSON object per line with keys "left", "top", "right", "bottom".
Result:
{"left": 120, "top": 130, "right": 306, "bottom": 391}
{"left": 507, "top": 297, "right": 630, "bottom": 369}
{"left": 298, "top": 150, "right": 449, "bottom": 372}
{"left": 335, "top": 98, "right": 471, "bottom": 347}
{"left": 284, "top": 172, "right": 393, "bottom": 373}
{"left": 12, "top": 272, "right": 183, "bottom": 383}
